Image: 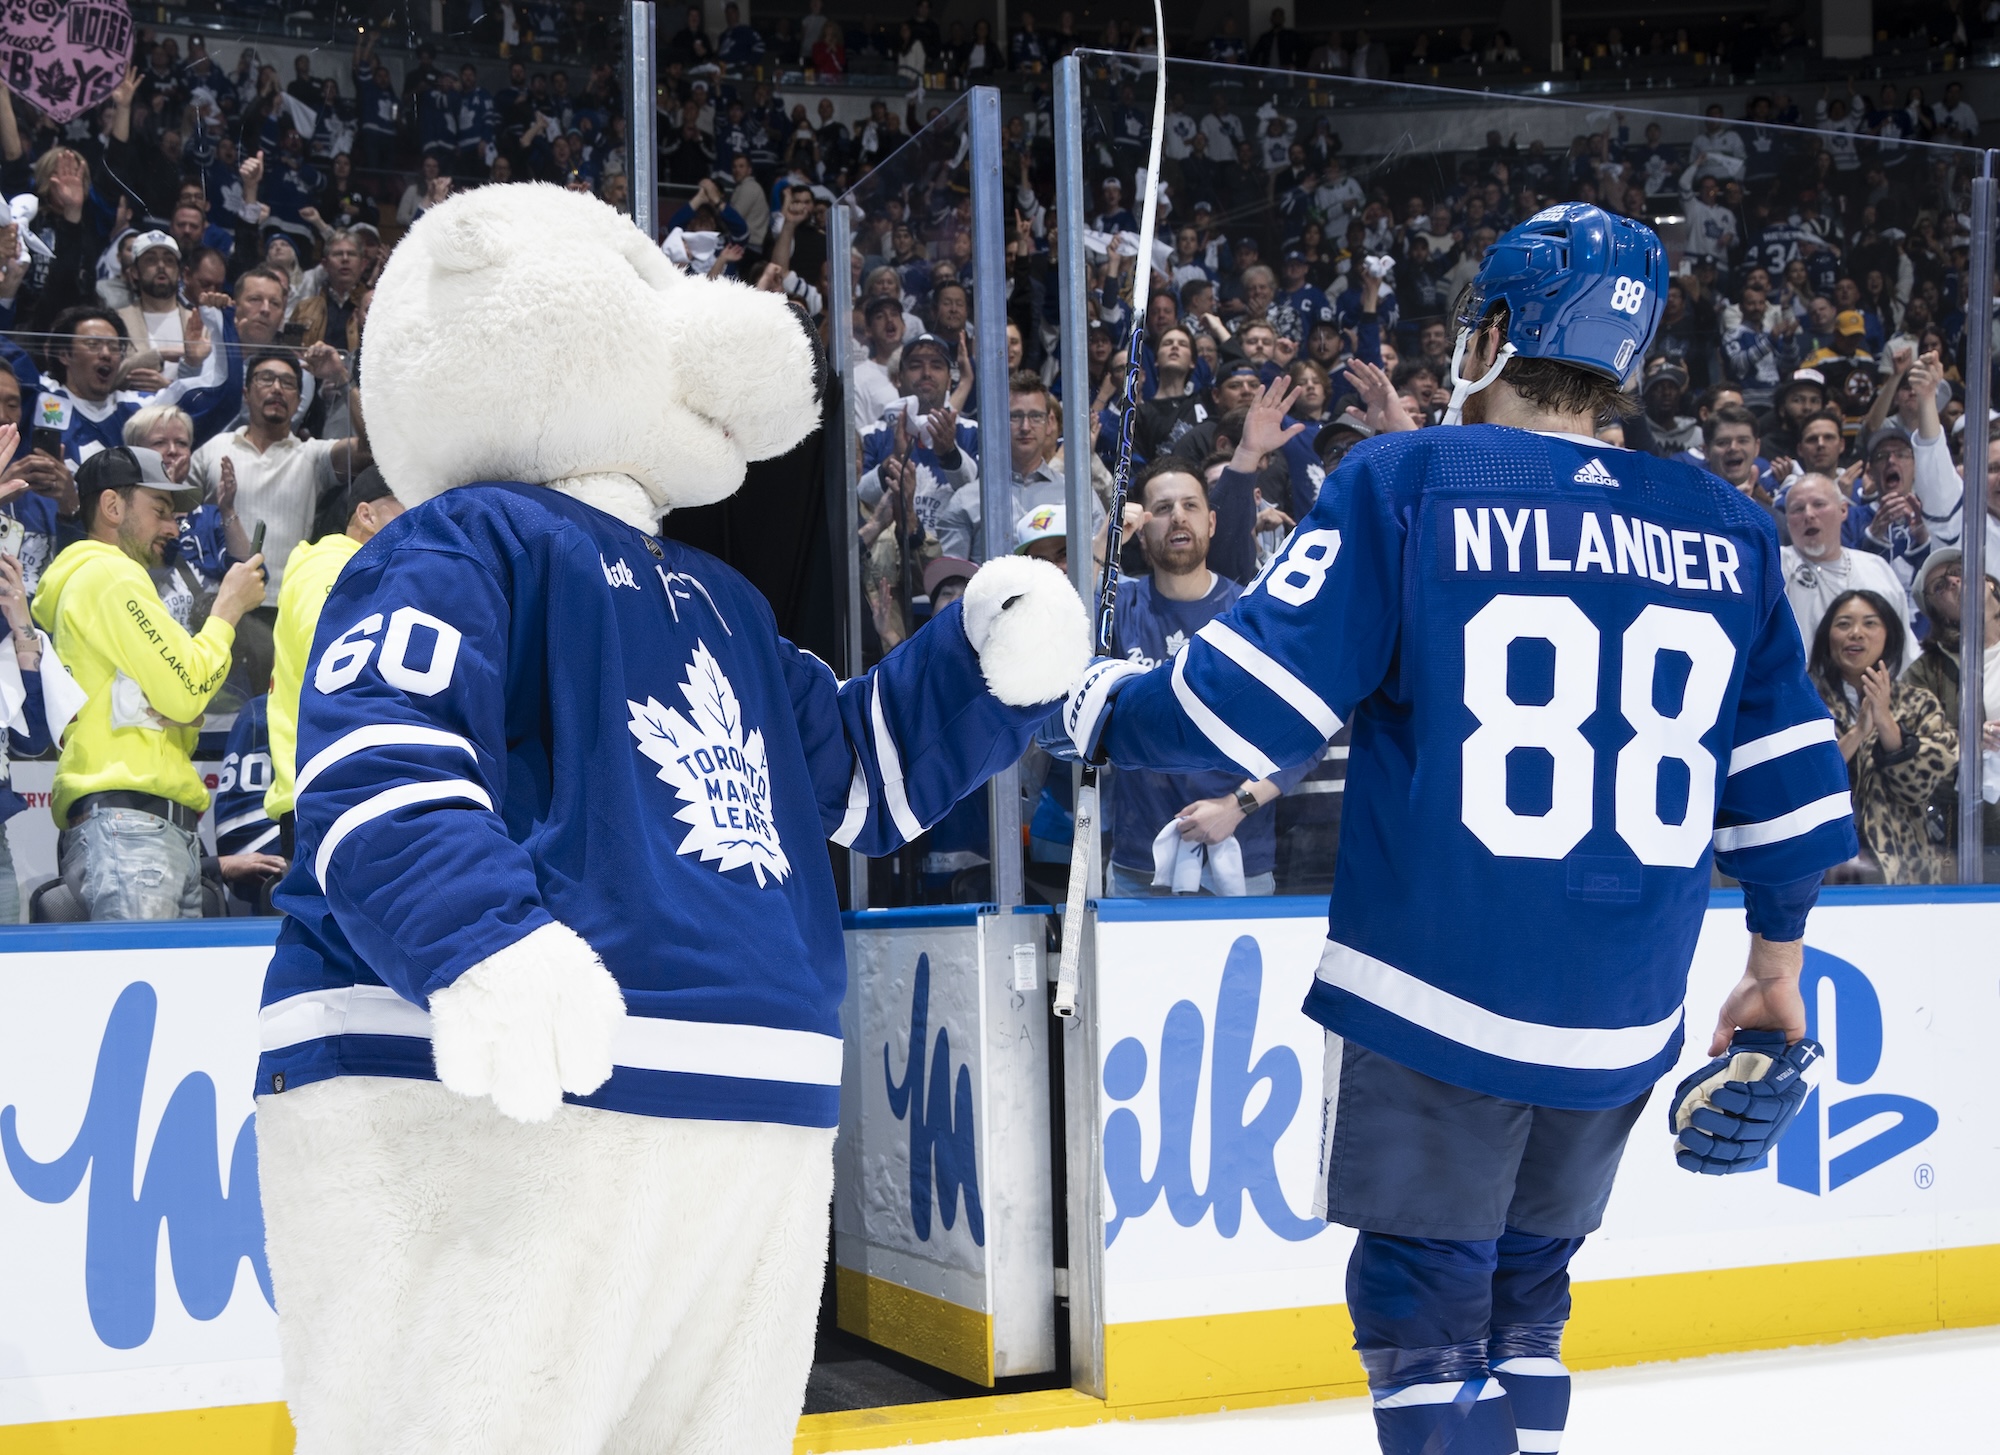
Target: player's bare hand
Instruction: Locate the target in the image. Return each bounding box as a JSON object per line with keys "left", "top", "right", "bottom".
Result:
{"left": 1710, "top": 936, "right": 1806, "bottom": 1055}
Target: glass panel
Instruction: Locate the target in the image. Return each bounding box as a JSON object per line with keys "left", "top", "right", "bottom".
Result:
{"left": 1064, "top": 50, "right": 1991, "bottom": 892}
{"left": 833, "top": 95, "right": 1000, "bottom": 907}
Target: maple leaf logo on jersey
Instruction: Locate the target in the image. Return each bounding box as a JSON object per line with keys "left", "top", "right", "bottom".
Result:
{"left": 628, "top": 642, "right": 791, "bottom": 886}
{"left": 1164, "top": 629, "right": 1189, "bottom": 658}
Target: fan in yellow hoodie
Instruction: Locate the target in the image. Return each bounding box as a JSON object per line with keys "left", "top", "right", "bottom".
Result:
{"left": 263, "top": 466, "right": 404, "bottom": 838}
{"left": 31, "top": 446, "right": 269, "bottom": 919}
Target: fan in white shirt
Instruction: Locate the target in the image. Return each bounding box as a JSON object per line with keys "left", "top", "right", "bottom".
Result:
{"left": 1781, "top": 471, "right": 1918, "bottom": 667}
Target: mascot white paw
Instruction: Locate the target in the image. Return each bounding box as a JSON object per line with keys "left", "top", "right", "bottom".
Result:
{"left": 960, "top": 555, "right": 1091, "bottom": 707}
{"left": 429, "top": 920, "right": 629, "bottom": 1123}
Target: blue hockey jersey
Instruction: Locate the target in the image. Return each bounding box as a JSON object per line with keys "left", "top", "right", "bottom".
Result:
{"left": 1099, "top": 427, "right": 1858, "bottom": 1109}
{"left": 259, "top": 483, "right": 1050, "bottom": 1127}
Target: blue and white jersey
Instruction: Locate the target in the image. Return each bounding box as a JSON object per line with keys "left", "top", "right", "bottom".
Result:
{"left": 260, "top": 483, "right": 1049, "bottom": 1127}
{"left": 1108, "top": 573, "right": 1313, "bottom": 877}
{"left": 857, "top": 411, "right": 981, "bottom": 542}
{"left": 1098, "top": 426, "right": 1858, "bottom": 1109}
{"left": 214, "top": 696, "right": 280, "bottom": 855}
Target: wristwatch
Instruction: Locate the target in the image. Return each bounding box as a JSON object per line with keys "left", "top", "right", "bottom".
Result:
{"left": 1233, "top": 786, "right": 1260, "bottom": 816}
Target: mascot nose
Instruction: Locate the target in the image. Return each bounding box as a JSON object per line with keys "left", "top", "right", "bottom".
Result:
{"left": 786, "top": 300, "right": 828, "bottom": 408}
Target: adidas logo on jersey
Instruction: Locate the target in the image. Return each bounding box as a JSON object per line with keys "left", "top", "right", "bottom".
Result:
{"left": 1573, "top": 458, "right": 1620, "bottom": 487}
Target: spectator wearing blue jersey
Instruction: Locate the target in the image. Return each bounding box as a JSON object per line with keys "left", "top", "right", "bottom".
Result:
{"left": 0, "top": 527, "right": 70, "bottom": 924}
{"left": 455, "top": 65, "right": 497, "bottom": 179}
{"left": 211, "top": 695, "right": 287, "bottom": 913}
{"left": 1270, "top": 250, "right": 1331, "bottom": 345}
{"left": 1106, "top": 455, "right": 1309, "bottom": 897}
{"left": 1719, "top": 275, "right": 1800, "bottom": 412}
{"left": 0, "top": 368, "right": 77, "bottom": 594}
{"left": 1703, "top": 406, "right": 1783, "bottom": 528}
{"left": 718, "top": 4, "right": 767, "bottom": 67}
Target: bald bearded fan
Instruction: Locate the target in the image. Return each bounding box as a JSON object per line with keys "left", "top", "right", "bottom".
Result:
{"left": 1052, "top": 204, "right": 1856, "bottom": 1455}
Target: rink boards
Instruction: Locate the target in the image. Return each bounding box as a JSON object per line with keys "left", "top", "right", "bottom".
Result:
{"left": 0, "top": 893, "right": 1995, "bottom": 1452}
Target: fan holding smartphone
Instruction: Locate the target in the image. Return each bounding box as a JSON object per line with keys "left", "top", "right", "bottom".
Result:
{"left": 0, "top": 424, "right": 87, "bottom": 923}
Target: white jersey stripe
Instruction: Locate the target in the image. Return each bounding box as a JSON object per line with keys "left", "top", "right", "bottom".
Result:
{"left": 315, "top": 779, "right": 494, "bottom": 886}
{"left": 829, "top": 754, "right": 870, "bottom": 847}
{"left": 1171, "top": 650, "right": 1281, "bottom": 779}
{"left": 1492, "top": 1357, "right": 1567, "bottom": 1378}
{"left": 1711, "top": 790, "right": 1853, "bottom": 851}
{"left": 1726, "top": 719, "right": 1838, "bottom": 776}
{"left": 1317, "top": 939, "right": 1684, "bottom": 1071}
{"left": 870, "top": 679, "right": 924, "bottom": 844}
{"left": 1373, "top": 1379, "right": 1509, "bottom": 1409}
{"left": 1196, "top": 620, "right": 1343, "bottom": 738}
{"left": 1516, "top": 1430, "right": 1564, "bottom": 1454}
{"left": 258, "top": 985, "right": 844, "bottom": 1085}
{"left": 296, "top": 724, "right": 480, "bottom": 798}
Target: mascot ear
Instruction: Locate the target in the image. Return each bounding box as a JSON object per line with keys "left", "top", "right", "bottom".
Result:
{"left": 422, "top": 202, "right": 511, "bottom": 275}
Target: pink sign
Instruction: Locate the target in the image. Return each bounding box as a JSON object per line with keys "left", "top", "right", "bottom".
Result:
{"left": 1, "top": 0, "right": 135, "bottom": 126}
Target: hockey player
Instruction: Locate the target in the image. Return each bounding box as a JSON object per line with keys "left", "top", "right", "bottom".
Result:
{"left": 1057, "top": 203, "right": 1858, "bottom": 1455}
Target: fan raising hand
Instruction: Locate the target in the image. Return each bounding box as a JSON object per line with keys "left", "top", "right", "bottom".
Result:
{"left": 1230, "top": 374, "right": 1306, "bottom": 473}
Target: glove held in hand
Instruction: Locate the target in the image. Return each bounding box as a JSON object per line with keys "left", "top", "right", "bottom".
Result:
{"left": 1667, "top": 1029, "right": 1823, "bottom": 1175}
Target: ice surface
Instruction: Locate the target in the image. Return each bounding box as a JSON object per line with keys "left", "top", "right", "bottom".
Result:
{"left": 924, "top": 1328, "right": 1998, "bottom": 1451}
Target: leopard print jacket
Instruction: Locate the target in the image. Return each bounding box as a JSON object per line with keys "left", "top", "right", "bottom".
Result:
{"left": 1820, "top": 680, "right": 1959, "bottom": 884}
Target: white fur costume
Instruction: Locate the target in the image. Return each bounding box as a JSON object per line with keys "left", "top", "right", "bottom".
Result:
{"left": 256, "top": 185, "right": 1089, "bottom": 1455}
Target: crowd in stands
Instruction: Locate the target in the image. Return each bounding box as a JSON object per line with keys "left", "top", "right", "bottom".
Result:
{"left": 3, "top": 1, "right": 1998, "bottom": 917}
{"left": 842, "top": 47, "right": 2000, "bottom": 897}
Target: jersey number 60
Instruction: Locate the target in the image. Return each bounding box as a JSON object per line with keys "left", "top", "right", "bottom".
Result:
{"left": 315, "top": 607, "right": 465, "bottom": 697}
{"left": 1461, "top": 595, "right": 1736, "bottom": 868}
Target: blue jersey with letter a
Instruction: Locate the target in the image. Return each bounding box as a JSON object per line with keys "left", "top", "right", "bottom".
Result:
{"left": 1099, "top": 427, "right": 1858, "bottom": 1109}
{"left": 261, "top": 483, "right": 1048, "bottom": 1128}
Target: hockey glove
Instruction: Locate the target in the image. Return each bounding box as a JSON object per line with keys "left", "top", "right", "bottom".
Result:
{"left": 1042, "top": 656, "right": 1146, "bottom": 764}
{"left": 1667, "top": 1030, "right": 1823, "bottom": 1175}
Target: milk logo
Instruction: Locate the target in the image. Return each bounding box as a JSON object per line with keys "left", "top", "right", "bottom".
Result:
{"left": 601, "top": 554, "right": 639, "bottom": 589}
{"left": 628, "top": 640, "right": 790, "bottom": 885}
{"left": 1100, "top": 935, "right": 1322, "bottom": 1246}
{"left": 1772, "top": 947, "right": 1937, "bottom": 1195}
{"left": 2, "top": 982, "right": 272, "bottom": 1350}
{"left": 884, "top": 953, "right": 983, "bottom": 1246}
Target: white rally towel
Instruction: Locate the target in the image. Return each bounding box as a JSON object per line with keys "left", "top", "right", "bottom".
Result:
{"left": 0, "top": 629, "right": 87, "bottom": 780}
{"left": 1151, "top": 819, "right": 1246, "bottom": 896}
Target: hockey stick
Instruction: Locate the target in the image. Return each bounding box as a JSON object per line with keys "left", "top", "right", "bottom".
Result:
{"left": 1055, "top": 14, "right": 1167, "bottom": 1022}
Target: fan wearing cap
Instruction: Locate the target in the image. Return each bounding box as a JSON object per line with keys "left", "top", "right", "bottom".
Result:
{"left": 1057, "top": 202, "right": 1859, "bottom": 1455}
{"left": 1626, "top": 356, "right": 1699, "bottom": 457}
{"left": 28, "top": 446, "right": 269, "bottom": 919}
{"left": 114, "top": 229, "right": 202, "bottom": 386}
{"left": 263, "top": 467, "right": 405, "bottom": 842}
{"left": 1757, "top": 368, "right": 1828, "bottom": 459}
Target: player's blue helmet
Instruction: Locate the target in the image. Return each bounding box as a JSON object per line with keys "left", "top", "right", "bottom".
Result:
{"left": 1442, "top": 203, "right": 1668, "bottom": 422}
{"left": 1461, "top": 203, "right": 1668, "bottom": 383}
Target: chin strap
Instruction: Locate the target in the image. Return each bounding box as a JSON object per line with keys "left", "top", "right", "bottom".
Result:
{"left": 1440, "top": 330, "right": 1517, "bottom": 426}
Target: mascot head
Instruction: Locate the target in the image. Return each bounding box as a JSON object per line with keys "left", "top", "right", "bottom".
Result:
{"left": 362, "top": 184, "right": 824, "bottom": 525}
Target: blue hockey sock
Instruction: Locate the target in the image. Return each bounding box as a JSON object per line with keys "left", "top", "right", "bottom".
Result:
{"left": 1368, "top": 1371, "right": 1518, "bottom": 1455}
{"left": 1489, "top": 1229, "right": 1583, "bottom": 1455}
{"left": 1490, "top": 1325, "right": 1568, "bottom": 1454}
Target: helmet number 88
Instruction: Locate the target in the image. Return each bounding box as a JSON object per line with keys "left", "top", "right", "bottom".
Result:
{"left": 1608, "top": 278, "right": 1648, "bottom": 314}
{"left": 1460, "top": 596, "right": 1735, "bottom": 868}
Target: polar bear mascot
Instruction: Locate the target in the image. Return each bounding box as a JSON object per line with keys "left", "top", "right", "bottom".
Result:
{"left": 253, "top": 183, "right": 1089, "bottom": 1455}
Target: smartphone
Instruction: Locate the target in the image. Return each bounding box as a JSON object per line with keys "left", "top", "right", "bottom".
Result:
{"left": 31, "top": 427, "right": 63, "bottom": 459}
{"left": 0, "top": 516, "right": 23, "bottom": 561}
{"left": 278, "top": 322, "right": 306, "bottom": 346}
{"left": 249, "top": 521, "right": 267, "bottom": 559}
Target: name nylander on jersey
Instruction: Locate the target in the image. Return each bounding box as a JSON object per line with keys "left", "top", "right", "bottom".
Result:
{"left": 1099, "top": 426, "right": 1858, "bottom": 1109}
{"left": 259, "top": 483, "right": 1050, "bottom": 1128}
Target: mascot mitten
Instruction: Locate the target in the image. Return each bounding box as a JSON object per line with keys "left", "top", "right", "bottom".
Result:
{"left": 254, "top": 183, "right": 1088, "bottom": 1455}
